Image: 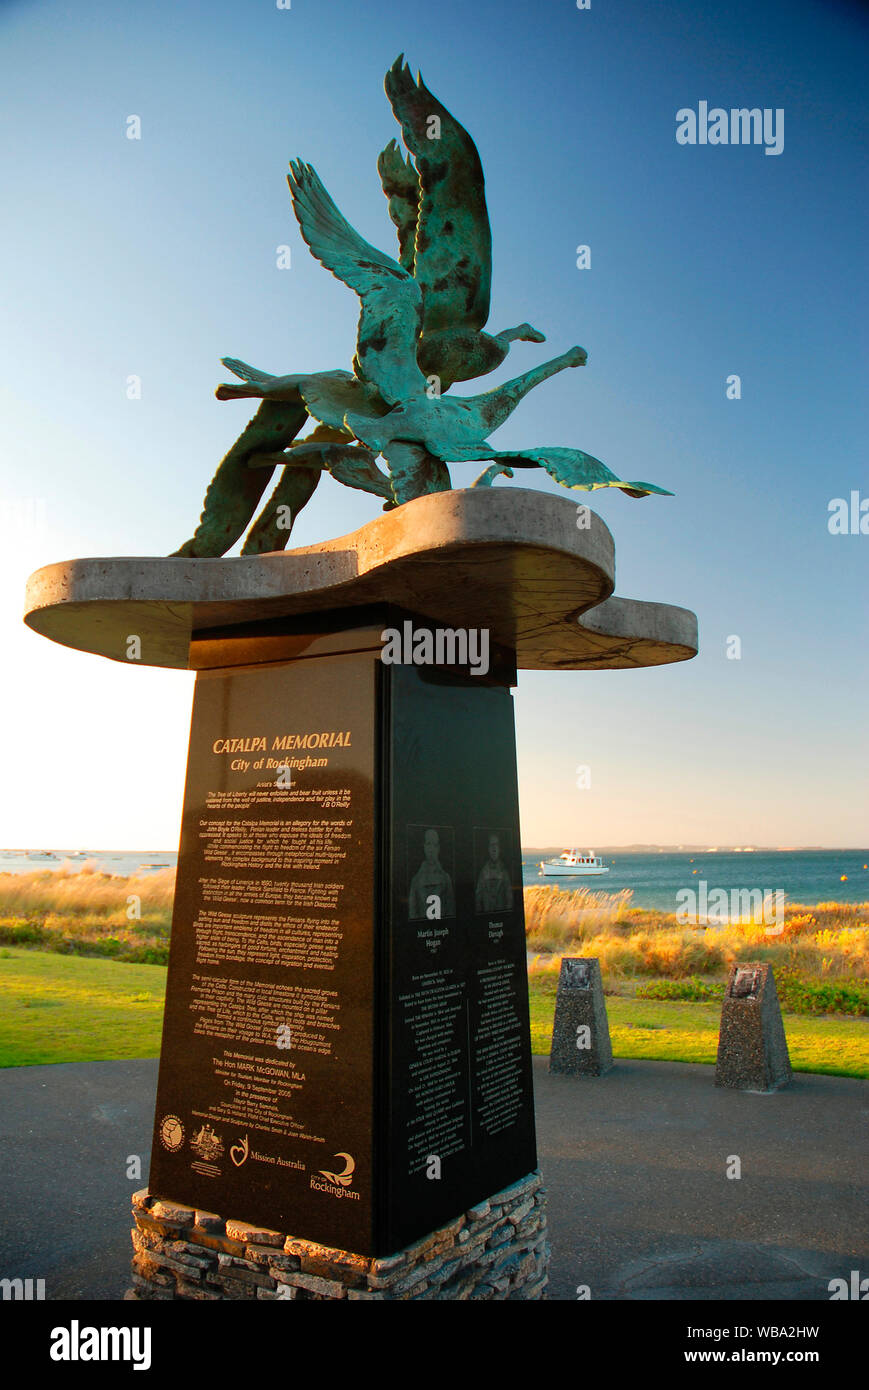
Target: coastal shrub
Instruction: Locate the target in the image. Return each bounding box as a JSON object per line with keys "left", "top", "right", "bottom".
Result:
{"left": 1, "top": 873, "right": 864, "bottom": 989}
{"left": 0, "top": 910, "right": 170, "bottom": 964}
{"left": 637, "top": 966, "right": 867, "bottom": 1016}
{"left": 780, "top": 930, "right": 868, "bottom": 981}
{"left": 811, "top": 901, "right": 869, "bottom": 927}
{"left": 123, "top": 945, "right": 170, "bottom": 965}
{"left": 0, "top": 918, "right": 47, "bottom": 946}
{"left": 774, "top": 970, "right": 868, "bottom": 1017}
{"left": 636, "top": 977, "right": 724, "bottom": 1002}
{"left": 736, "top": 915, "right": 817, "bottom": 943}
{"left": 618, "top": 930, "right": 731, "bottom": 978}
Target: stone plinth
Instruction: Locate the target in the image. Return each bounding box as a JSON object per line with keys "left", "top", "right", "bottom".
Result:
{"left": 549, "top": 957, "right": 613, "bottom": 1076}
{"left": 715, "top": 962, "right": 792, "bottom": 1093}
{"left": 126, "top": 1172, "right": 549, "bottom": 1301}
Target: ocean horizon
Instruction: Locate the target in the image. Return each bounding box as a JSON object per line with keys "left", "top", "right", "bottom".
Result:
{"left": 2, "top": 846, "right": 867, "bottom": 914}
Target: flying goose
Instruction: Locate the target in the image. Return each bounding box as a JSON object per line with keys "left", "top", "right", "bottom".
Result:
{"left": 378, "top": 55, "right": 546, "bottom": 389}
{"left": 170, "top": 60, "right": 670, "bottom": 558}
{"left": 215, "top": 163, "right": 669, "bottom": 507}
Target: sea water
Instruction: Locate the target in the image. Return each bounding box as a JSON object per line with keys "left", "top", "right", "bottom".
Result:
{"left": 0, "top": 846, "right": 866, "bottom": 912}
{"left": 522, "top": 849, "right": 868, "bottom": 912}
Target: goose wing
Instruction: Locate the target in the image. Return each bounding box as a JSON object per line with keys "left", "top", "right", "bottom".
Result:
{"left": 384, "top": 55, "right": 491, "bottom": 336}
{"left": 449, "top": 444, "right": 673, "bottom": 498}
{"left": 518, "top": 447, "right": 673, "bottom": 497}
{"left": 288, "top": 160, "right": 425, "bottom": 405}
{"left": 377, "top": 139, "right": 419, "bottom": 273}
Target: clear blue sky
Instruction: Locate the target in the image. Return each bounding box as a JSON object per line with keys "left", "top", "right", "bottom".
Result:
{"left": 0, "top": 0, "right": 866, "bottom": 847}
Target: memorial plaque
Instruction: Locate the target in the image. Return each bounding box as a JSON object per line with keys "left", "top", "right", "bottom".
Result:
{"left": 149, "top": 619, "right": 538, "bottom": 1256}
{"left": 384, "top": 662, "right": 537, "bottom": 1253}
{"left": 731, "top": 967, "right": 760, "bottom": 999}
{"left": 149, "top": 648, "right": 378, "bottom": 1253}
{"left": 562, "top": 960, "right": 592, "bottom": 990}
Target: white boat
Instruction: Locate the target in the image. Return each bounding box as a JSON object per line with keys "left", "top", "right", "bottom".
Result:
{"left": 540, "top": 850, "right": 610, "bottom": 878}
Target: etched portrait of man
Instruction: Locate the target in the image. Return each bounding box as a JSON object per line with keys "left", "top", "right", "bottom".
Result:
{"left": 475, "top": 832, "right": 513, "bottom": 913}
{"left": 408, "top": 827, "right": 455, "bottom": 920}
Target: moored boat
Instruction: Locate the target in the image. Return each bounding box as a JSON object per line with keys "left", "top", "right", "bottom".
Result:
{"left": 540, "top": 850, "right": 609, "bottom": 877}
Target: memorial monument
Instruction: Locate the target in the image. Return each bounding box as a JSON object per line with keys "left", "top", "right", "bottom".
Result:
{"left": 24, "top": 57, "right": 698, "bottom": 1300}
{"left": 549, "top": 958, "right": 614, "bottom": 1077}
{"left": 715, "top": 963, "right": 792, "bottom": 1094}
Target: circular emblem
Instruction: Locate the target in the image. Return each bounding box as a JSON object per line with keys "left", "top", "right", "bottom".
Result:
{"left": 159, "top": 1114, "right": 185, "bottom": 1152}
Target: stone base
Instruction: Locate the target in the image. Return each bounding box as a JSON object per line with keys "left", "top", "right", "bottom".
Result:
{"left": 126, "top": 1172, "right": 549, "bottom": 1301}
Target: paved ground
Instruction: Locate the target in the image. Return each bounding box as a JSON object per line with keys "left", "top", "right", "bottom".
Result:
{"left": 538, "top": 1059, "right": 867, "bottom": 1299}
{"left": 0, "top": 1057, "right": 865, "bottom": 1301}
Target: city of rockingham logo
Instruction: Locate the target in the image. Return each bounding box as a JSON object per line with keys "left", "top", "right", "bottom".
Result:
{"left": 311, "top": 1152, "right": 360, "bottom": 1200}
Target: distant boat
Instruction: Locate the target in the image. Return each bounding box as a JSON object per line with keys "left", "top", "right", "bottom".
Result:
{"left": 540, "top": 850, "right": 610, "bottom": 878}
{"left": 29, "top": 851, "right": 59, "bottom": 860}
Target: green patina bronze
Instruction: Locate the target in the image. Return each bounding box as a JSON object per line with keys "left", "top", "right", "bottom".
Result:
{"left": 172, "top": 56, "right": 670, "bottom": 559}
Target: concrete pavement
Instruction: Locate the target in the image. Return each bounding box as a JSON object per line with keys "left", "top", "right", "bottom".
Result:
{"left": 0, "top": 1056, "right": 865, "bottom": 1301}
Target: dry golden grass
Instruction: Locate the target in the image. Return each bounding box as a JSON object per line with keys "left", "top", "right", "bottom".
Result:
{"left": 524, "top": 886, "right": 869, "bottom": 984}
{"left": 0, "top": 865, "right": 175, "bottom": 921}
{"left": 1, "top": 871, "right": 866, "bottom": 993}
{"left": 0, "top": 866, "right": 176, "bottom": 962}
{"left": 524, "top": 884, "right": 632, "bottom": 940}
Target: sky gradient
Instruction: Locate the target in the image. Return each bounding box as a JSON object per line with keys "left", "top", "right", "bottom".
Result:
{"left": 1, "top": 0, "right": 866, "bottom": 848}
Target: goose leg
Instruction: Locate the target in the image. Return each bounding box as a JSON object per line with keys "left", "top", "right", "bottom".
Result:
{"left": 491, "top": 323, "right": 546, "bottom": 347}
{"left": 240, "top": 438, "right": 397, "bottom": 553}
{"left": 171, "top": 400, "right": 308, "bottom": 557}
{"left": 240, "top": 459, "right": 321, "bottom": 555}
{"left": 383, "top": 441, "right": 452, "bottom": 505}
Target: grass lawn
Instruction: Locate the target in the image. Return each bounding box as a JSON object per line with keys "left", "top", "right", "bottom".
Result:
{"left": 1, "top": 947, "right": 867, "bottom": 1077}
{"left": 0, "top": 948, "right": 166, "bottom": 1066}
{"left": 529, "top": 973, "right": 869, "bottom": 1078}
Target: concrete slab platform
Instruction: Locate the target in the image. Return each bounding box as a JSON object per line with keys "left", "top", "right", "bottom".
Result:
{"left": 23, "top": 489, "right": 697, "bottom": 672}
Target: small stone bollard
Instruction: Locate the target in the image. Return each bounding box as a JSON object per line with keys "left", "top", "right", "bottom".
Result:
{"left": 715, "top": 962, "right": 792, "bottom": 1093}
{"left": 549, "top": 957, "right": 613, "bottom": 1076}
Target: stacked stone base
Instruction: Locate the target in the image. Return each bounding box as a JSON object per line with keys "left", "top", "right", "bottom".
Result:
{"left": 126, "top": 1171, "right": 549, "bottom": 1301}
